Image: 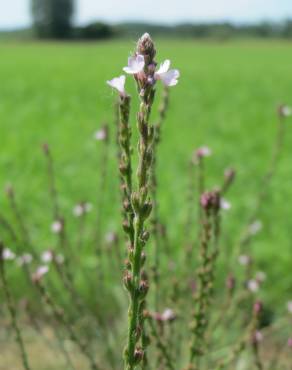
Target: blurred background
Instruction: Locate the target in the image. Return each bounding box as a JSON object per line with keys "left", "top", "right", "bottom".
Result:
{"left": 2, "top": 0, "right": 292, "bottom": 40}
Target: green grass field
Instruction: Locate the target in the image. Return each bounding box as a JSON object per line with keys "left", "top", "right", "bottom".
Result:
{"left": 1, "top": 38, "right": 292, "bottom": 370}
{"left": 0, "top": 38, "right": 292, "bottom": 308}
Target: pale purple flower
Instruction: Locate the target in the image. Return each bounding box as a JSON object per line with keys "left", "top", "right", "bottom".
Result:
{"left": 32, "top": 265, "right": 49, "bottom": 282}
{"left": 155, "top": 59, "right": 180, "bottom": 87}
{"left": 279, "top": 105, "right": 292, "bottom": 117}
{"left": 247, "top": 279, "right": 259, "bottom": 293}
{"left": 51, "top": 220, "right": 63, "bottom": 234}
{"left": 252, "top": 331, "right": 263, "bottom": 343}
{"left": 161, "top": 308, "right": 176, "bottom": 322}
{"left": 287, "top": 301, "right": 292, "bottom": 314}
{"left": 41, "top": 250, "right": 53, "bottom": 264}
{"left": 238, "top": 254, "right": 251, "bottom": 266}
{"left": 107, "top": 75, "right": 126, "bottom": 96}
{"left": 94, "top": 128, "right": 108, "bottom": 141}
{"left": 17, "top": 253, "right": 33, "bottom": 266}
{"left": 2, "top": 248, "right": 16, "bottom": 261}
{"left": 123, "top": 55, "right": 145, "bottom": 74}
{"left": 249, "top": 220, "right": 263, "bottom": 235}
{"left": 288, "top": 338, "right": 292, "bottom": 348}
{"left": 73, "top": 202, "right": 92, "bottom": 217}
{"left": 105, "top": 231, "right": 118, "bottom": 244}
{"left": 196, "top": 146, "right": 212, "bottom": 158}
{"left": 220, "top": 198, "right": 231, "bottom": 211}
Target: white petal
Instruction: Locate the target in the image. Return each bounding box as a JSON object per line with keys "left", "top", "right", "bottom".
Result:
{"left": 106, "top": 75, "right": 126, "bottom": 95}
{"left": 220, "top": 198, "right": 231, "bottom": 211}
{"left": 123, "top": 55, "right": 145, "bottom": 74}
{"left": 156, "top": 60, "right": 170, "bottom": 74}
{"left": 159, "top": 69, "right": 180, "bottom": 87}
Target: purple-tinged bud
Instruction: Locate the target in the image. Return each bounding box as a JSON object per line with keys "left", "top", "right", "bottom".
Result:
{"left": 123, "top": 271, "right": 133, "bottom": 292}
{"left": 122, "top": 220, "right": 131, "bottom": 234}
{"left": 226, "top": 274, "right": 236, "bottom": 292}
{"left": 124, "top": 259, "right": 131, "bottom": 270}
{"left": 251, "top": 330, "right": 263, "bottom": 344}
{"left": 287, "top": 338, "right": 292, "bottom": 348}
{"left": 139, "top": 280, "right": 149, "bottom": 299}
{"left": 141, "top": 251, "right": 146, "bottom": 265}
{"left": 253, "top": 300, "right": 263, "bottom": 316}
{"left": 200, "top": 190, "right": 221, "bottom": 213}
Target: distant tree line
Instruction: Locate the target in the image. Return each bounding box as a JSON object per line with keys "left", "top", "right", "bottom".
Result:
{"left": 30, "top": 1, "right": 292, "bottom": 40}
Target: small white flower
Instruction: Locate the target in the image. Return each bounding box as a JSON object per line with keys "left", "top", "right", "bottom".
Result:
{"left": 2, "top": 248, "right": 16, "bottom": 261}
{"left": 73, "top": 204, "right": 84, "bottom": 217}
{"left": 73, "top": 202, "right": 92, "bottom": 217}
{"left": 105, "top": 231, "right": 118, "bottom": 244}
{"left": 220, "top": 198, "right": 231, "bottom": 211}
{"left": 253, "top": 331, "right": 263, "bottom": 343}
{"left": 17, "top": 253, "right": 33, "bottom": 266}
{"left": 94, "top": 128, "right": 107, "bottom": 141}
{"left": 247, "top": 279, "right": 259, "bottom": 293}
{"left": 32, "top": 265, "right": 49, "bottom": 282}
{"left": 123, "top": 55, "right": 145, "bottom": 74}
{"left": 51, "top": 220, "right": 63, "bottom": 234}
{"left": 155, "top": 60, "right": 180, "bottom": 87}
{"left": 41, "top": 250, "right": 53, "bottom": 264}
{"left": 287, "top": 301, "right": 292, "bottom": 314}
{"left": 281, "top": 105, "right": 292, "bottom": 117}
{"left": 249, "top": 220, "right": 263, "bottom": 235}
{"left": 196, "top": 146, "right": 212, "bottom": 158}
{"left": 107, "top": 75, "right": 126, "bottom": 96}
{"left": 238, "top": 254, "right": 251, "bottom": 266}
{"left": 161, "top": 308, "right": 176, "bottom": 322}
{"left": 255, "top": 271, "right": 266, "bottom": 283}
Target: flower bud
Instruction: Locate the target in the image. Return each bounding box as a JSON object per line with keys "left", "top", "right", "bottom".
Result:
{"left": 133, "top": 347, "right": 144, "bottom": 365}
{"left": 123, "top": 271, "right": 133, "bottom": 292}
{"left": 137, "top": 33, "right": 156, "bottom": 65}
{"left": 138, "top": 280, "right": 149, "bottom": 299}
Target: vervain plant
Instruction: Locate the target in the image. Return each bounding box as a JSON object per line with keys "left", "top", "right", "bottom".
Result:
{"left": 107, "top": 33, "right": 180, "bottom": 369}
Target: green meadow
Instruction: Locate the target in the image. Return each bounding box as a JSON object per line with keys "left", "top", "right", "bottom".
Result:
{"left": 0, "top": 38, "right": 292, "bottom": 308}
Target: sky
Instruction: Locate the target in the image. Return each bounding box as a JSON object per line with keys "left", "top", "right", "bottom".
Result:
{"left": 1, "top": 0, "right": 292, "bottom": 29}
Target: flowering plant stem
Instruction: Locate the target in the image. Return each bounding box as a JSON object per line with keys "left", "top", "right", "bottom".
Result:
{"left": 0, "top": 243, "right": 31, "bottom": 370}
